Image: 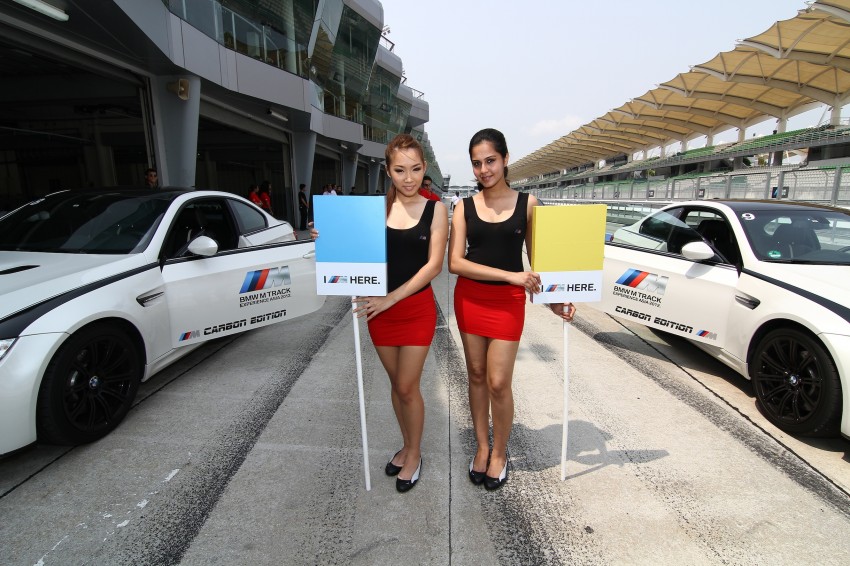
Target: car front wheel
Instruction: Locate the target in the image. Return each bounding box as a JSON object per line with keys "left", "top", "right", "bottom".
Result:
{"left": 37, "top": 323, "right": 143, "bottom": 445}
{"left": 751, "top": 327, "right": 842, "bottom": 436}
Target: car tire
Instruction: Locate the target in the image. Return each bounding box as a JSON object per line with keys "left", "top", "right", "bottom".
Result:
{"left": 36, "top": 322, "right": 143, "bottom": 446}
{"left": 751, "top": 327, "right": 842, "bottom": 436}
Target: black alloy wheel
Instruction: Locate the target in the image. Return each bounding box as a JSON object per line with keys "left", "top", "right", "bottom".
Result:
{"left": 37, "top": 323, "right": 142, "bottom": 445}
{"left": 751, "top": 327, "right": 841, "bottom": 436}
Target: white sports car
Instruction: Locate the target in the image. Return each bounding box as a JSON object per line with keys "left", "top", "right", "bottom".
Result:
{"left": 0, "top": 188, "right": 324, "bottom": 455}
{"left": 601, "top": 200, "right": 850, "bottom": 438}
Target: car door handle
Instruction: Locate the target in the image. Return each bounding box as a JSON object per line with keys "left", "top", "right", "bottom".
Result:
{"left": 302, "top": 250, "right": 316, "bottom": 259}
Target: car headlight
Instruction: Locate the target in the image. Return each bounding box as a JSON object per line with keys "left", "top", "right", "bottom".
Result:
{"left": 0, "top": 338, "right": 16, "bottom": 361}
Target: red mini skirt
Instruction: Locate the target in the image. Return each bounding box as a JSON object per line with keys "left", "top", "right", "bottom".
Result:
{"left": 454, "top": 276, "right": 526, "bottom": 341}
{"left": 368, "top": 287, "right": 436, "bottom": 347}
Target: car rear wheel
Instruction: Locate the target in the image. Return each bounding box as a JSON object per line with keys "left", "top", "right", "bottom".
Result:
{"left": 751, "top": 327, "right": 841, "bottom": 436}
{"left": 37, "top": 323, "right": 142, "bottom": 445}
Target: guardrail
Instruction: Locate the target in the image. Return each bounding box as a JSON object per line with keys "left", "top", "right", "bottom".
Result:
{"left": 526, "top": 166, "right": 850, "bottom": 208}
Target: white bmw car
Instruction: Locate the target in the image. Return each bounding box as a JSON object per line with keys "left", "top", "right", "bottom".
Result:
{"left": 601, "top": 200, "right": 850, "bottom": 438}
{"left": 0, "top": 188, "right": 324, "bottom": 455}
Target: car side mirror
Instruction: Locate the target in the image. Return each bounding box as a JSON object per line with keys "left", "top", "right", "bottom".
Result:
{"left": 681, "top": 241, "right": 715, "bottom": 261}
{"left": 187, "top": 235, "right": 218, "bottom": 257}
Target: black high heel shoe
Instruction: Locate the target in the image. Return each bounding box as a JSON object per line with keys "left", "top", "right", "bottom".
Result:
{"left": 468, "top": 458, "right": 486, "bottom": 485}
{"left": 396, "top": 458, "right": 422, "bottom": 493}
{"left": 484, "top": 461, "right": 508, "bottom": 491}
{"left": 385, "top": 450, "right": 403, "bottom": 476}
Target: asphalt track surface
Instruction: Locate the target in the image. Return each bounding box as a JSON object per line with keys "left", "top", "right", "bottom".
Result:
{"left": 1, "top": 265, "right": 849, "bottom": 565}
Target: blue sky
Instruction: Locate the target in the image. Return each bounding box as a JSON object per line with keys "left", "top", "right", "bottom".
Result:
{"left": 380, "top": 0, "right": 815, "bottom": 182}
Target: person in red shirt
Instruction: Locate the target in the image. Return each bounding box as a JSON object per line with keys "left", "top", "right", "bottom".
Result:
{"left": 418, "top": 176, "right": 441, "bottom": 201}
{"left": 259, "top": 180, "right": 273, "bottom": 213}
{"left": 248, "top": 183, "right": 263, "bottom": 208}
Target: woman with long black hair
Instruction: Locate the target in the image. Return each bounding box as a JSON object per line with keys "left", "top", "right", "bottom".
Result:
{"left": 449, "top": 128, "right": 575, "bottom": 490}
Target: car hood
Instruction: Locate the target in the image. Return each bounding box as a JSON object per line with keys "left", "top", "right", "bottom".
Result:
{"left": 0, "top": 251, "right": 150, "bottom": 320}
{"left": 749, "top": 262, "right": 850, "bottom": 308}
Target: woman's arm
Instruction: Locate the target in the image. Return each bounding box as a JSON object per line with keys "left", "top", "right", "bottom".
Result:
{"left": 524, "top": 194, "right": 539, "bottom": 262}
{"left": 448, "top": 198, "right": 541, "bottom": 291}
{"left": 355, "top": 202, "right": 449, "bottom": 321}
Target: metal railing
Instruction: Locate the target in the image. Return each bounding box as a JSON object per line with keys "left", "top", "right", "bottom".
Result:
{"left": 527, "top": 166, "right": 850, "bottom": 208}
{"left": 165, "top": 0, "right": 306, "bottom": 77}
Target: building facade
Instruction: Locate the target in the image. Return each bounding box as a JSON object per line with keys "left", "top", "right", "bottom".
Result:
{"left": 0, "top": 0, "right": 443, "bottom": 223}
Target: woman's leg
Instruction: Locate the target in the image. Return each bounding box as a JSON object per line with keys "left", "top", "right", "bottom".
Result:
{"left": 459, "top": 332, "right": 492, "bottom": 472}
{"left": 374, "top": 345, "right": 407, "bottom": 466}
{"left": 483, "top": 339, "right": 520, "bottom": 478}
{"left": 375, "top": 345, "right": 429, "bottom": 479}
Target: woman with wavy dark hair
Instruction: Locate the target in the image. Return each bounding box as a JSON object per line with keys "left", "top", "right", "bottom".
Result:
{"left": 449, "top": 128, "right": 575, "bottom": 490}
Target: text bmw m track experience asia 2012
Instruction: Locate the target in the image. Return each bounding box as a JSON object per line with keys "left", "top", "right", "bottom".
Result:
{"left": 0, "top": 188, "right": 324, "bottom": 455}
{"left": 601, "top": 199, "right": 850, "bottom": 438}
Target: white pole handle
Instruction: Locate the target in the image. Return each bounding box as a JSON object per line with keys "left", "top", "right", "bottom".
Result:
{"left": 561, "top": 320, "right": 569, "bottom": 481}
{"left": 352, "top": 297, "right": 371, "bottom": 491}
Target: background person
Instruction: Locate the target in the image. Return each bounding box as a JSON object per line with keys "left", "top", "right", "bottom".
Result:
{"left": 298, "top": 184, "right": 309, "bottom": 230}
{"left": 259, "top": 180, "right": 273, "bottom": 213}
{"left": 419, "top": 175, "right": 440, "bottom": 201}
{"left": 448, "top": 128, "right": 575, "bottom": 491}
{"left": 311, "top": 134, "right": 448, "bottom": 493}
{"left": 248, "top": 183, "right": 263, "bottom": 208}
{"left": 144, "top": 168, "right": 158, "bottom": 189}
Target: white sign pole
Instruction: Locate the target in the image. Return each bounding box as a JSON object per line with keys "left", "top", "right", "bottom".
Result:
{"left": 351, "top": 296, "right": 371, "bottom": 491}
{"left": 561, "top": 320, "right": 570, "bottom": 481}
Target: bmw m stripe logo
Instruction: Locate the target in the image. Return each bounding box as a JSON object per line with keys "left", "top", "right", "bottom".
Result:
{"left": 240, "top": 266, "right": 291, "bottom": 293}
{"left": 616, "top": 269, "right": 669, "bottom": 295}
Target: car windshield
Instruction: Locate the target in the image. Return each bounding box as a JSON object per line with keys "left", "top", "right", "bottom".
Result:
{"left": 0, "top": 191, "right": 171, "bottom": 254}
{"left": 737, "top": 206, "right": 850, "bottom": 265}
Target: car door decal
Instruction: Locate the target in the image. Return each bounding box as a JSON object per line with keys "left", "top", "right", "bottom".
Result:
{"left": 602, "top": 245, "right": 738, "bottom": 345}
{"left": 163, "top": 240, "right": 323, "bottom": 348}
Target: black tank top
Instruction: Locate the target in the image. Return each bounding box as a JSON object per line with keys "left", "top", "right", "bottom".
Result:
{"left": 464, "top": 191, "right": 528, "bottom": 285}
{"left": 386, "top": 199, "right": 436, "bottom": 294}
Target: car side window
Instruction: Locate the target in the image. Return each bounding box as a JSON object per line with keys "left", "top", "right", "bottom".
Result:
{"left": 229, "top": 200, "right": 267, "bottom": 234}
{"left": 161, "top": 199, "right": 238, "bottom": 259}
{"left": 683, "top": 210, "right": 739, "bottom": 265}
{"left": 633, "top": 207, "right": 704, "bottom": 255}
{"left": 639, "top": 213, "right": 674, "bottom": 242}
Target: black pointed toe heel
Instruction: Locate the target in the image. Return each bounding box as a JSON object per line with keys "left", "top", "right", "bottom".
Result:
{"left": 468, "top": 458, "right": 486, "bottom": 485}
{"left": 396, "top": 458, "right": 422, "bottom": 493}
{"left": 484, "top": 462, "right": 508, "bottom": 491}
{"left": 385, "top": 449, "right": 404, "bottom": 476}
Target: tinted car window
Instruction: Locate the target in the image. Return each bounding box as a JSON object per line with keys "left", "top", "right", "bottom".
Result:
{"left": 161, "top": 199, "right": 238, "bottom": 259}
{"left": 738, "top": 208, "right": 850, "bottom": 264}
{"left": 230, "top": 200, "right": 267, "bottom": 234}
{"left": 0, "top": 192, "right": 170, "bottom": 254}
{"left": 683, "top": 210, "right": 737, "bottom": 265}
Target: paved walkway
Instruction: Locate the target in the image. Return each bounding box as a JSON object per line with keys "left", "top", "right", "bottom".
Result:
{"left": 2, "top": 257, "right": 849, "bottom": 565}
{"left": 178, "top": 267, "right": 850, "bottom": 564}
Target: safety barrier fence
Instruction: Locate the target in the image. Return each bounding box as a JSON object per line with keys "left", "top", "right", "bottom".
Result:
{"left": 530, "top": 167, "right": 850, "bottom": 208}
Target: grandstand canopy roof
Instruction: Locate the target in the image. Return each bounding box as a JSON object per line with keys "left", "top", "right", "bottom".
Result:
{"left": 510, "top": 0, "right": 850, "bottom": 181}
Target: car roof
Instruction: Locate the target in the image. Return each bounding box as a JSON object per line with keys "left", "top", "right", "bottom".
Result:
{"left": 678, "top": 199, "right": 848, "bottom": 214}
{"left": 44, "top": 187, "right": 193, "bottom": 199}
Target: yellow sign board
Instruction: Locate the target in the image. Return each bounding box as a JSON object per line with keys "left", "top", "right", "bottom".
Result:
{"left": 531, "top": 204, "right": 607, "bottom": 303}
